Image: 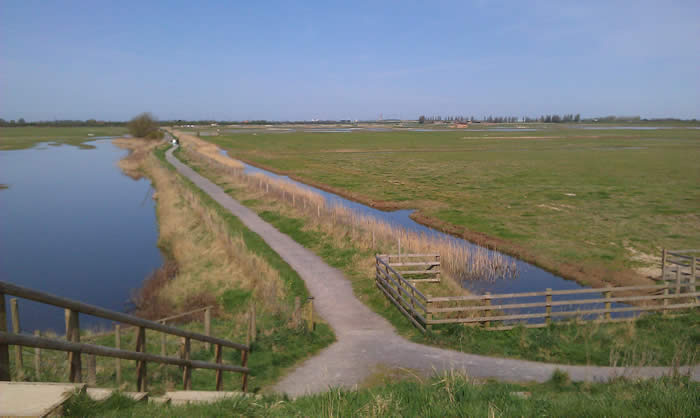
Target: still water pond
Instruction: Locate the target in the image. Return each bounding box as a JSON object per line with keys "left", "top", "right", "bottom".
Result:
{"left": 0, "top": 140, "right": 162, "bottom": 332}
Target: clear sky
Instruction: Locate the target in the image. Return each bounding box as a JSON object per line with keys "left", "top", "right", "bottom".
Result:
{"left": 2, "top": 0, "right": 699, "bottom": 121}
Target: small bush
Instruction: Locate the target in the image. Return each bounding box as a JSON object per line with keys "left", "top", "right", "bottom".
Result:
{"left": 128, "top": 112, "right": 160, "bottom": 138}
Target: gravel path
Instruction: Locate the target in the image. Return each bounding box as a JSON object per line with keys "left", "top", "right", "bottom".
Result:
{"left": 165, "top": 145, "right": 697, "bottom": 397}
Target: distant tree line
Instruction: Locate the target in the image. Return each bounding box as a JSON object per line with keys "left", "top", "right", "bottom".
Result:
{"left": 418, "top": 114, "right": 582, "bottom": 124}
{"left": 0, "top": 118, "right": 126, "bottom": 127}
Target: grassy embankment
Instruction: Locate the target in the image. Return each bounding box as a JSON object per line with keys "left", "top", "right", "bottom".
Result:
{"left": 6, "top": 139, "right": 333, "bottom": 394}
{"left": 0, "top": 126, "right": 128, "bottom": 150}
{"left": 205, "top": 126, "right": 700, "bottom": 288}
{"left": 175, "top": 133, "right": 698, "bottom": 367}
{"left": 63, "top": 372, "right": 698, "bottom": 417}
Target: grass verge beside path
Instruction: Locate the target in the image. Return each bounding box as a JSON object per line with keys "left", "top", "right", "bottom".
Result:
{"left": 63, "top": 373, "right": 699, "bottom": 417}
{"left": 0, "top": 126, "right": 127, "bottom": 150}
{"left": 177, "top": 145, "right": 699, "bottom": 367}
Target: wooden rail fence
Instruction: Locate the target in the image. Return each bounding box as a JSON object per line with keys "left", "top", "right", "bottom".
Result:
{"left": 662, "top": 249, "right": 699, "bottom": 293}
{"left": 376, "top": 255, "right": 700, "bottom": 333}
{"left": 0, "top": 281, "right": 251, "bottom": 392}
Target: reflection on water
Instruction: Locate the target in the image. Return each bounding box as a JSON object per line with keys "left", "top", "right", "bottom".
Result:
{"left": 0, "top": 140, "right": 162, "bottom": 332}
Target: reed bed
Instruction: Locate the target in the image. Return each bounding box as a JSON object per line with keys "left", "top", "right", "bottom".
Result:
{"left": 179, "top": 138, "right": 517, "bottom": 283}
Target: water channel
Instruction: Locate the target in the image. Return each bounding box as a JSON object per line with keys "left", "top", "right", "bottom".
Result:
{"left": 0, "top": 140, "right": 162, "bottom": 331}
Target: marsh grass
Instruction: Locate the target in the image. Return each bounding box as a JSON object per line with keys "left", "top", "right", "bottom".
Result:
{"left": 61, "top": 372, "right": 699, "bottom": 417}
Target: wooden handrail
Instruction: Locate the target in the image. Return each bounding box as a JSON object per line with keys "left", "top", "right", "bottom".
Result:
{"left": 0, "top": 332, "right": 249, "bottom": 374}
{"left": 376, "top": 256, "right": 428, "bottom": 302}
{"left": 0, "top": 281, "right": 248, "bottom": 352}
{"left": 428, "top": 283, "right": 678, "bottom": 302}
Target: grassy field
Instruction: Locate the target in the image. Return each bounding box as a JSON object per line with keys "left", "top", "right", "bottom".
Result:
{"left": 0, "top": 126, "right": 127, "bottom": 150}
{"left": 176, "top": 143, "right": 699, "bottom": 367}
{"left": 205, "top": 126, "right": 700, "bottom": 287}
{"left": 63, "top": 373, "right": 698, "bottom": 417}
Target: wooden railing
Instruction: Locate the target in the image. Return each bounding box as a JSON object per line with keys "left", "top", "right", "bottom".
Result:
{"left": 375, "top": 256, "right": 700, "bottom": 333}
{"left": 377, "top": 253, "right": 441, "bottom": 283}
{"left": 662, "top": 249, "right": 699, "bottom": 291}
{"left": 0, "top": 281, "right": 250, "bottom": 392}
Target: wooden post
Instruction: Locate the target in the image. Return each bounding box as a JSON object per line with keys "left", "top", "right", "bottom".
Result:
{"left": 604, "top": 291, "right": 612, "bottom": 320}
{"left": 135, "top": 326, "right": 147, "bottom": 392}
{"left": 66, "top": 309, "right": 81, "bottom": 383}
{"left": 0, "top": 293, "right": 10, "bottom": 381}
{"left": 115, "top": 324, "right": 121, "bottom": 386}
{"left": 484, "top": 292, "right": 492, "bottom": 328}
{"left": 545, "top": 288, "right": 552, "bottom": 325}
{"left": 249, "top": 304, "right": 257, "bottom": 344}
{"left": 10, "top": 298, "right": 23, "bottom": 381}
{"left": 182, "top": 337, "right": 191, "bottom": 390}
{"left": 317, "top": 204, "right": 320, "bottom": 217}
{"left": 426, "top": 296, "right": 433, "bottom": 331}
{"left": 690, "top": 257, "right": 696, "bottom": 293}
{"left": 240, "top": 349, "right": 249, "bottom": 392}
{"left": 306, "top": 297, "right": 314, "bottom": 332}
{"left": 160, "top": 329, "right": 168, "bottom": 387}
{"left": 675, "top": 268, "right": 681, "bottom": 294}
{"left": 33, "top": 330, "right": 41, "bottom": 379}
{"left": 662, "top": 287, "right": 669, "bottom": 315}
{"left": 87, "top": 354, "right": 96, "bottom": 386}
{"left": 661, "top": 248, "right": 667, "bottom": 280}
{"left": 398, "top": 237, "right": 401, "bottom": 264}
{"left": 204, "top": 307, "right": 211, "bottom": 351}
{"left": 215, "top": 344, "right": 223, "bottom": 391}
{"left": 372, "top": 231, "right": 375, "bottom": 249}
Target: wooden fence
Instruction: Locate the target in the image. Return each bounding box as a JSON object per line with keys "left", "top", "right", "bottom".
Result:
{"left": 0, "top": 281, "right": 251, "bottom": 392}
{"left": 662, "top": 249, "right": 699, "bottom": 292}
{"left": 377, "top": 253, "right": 441, "bottom": 283}
{"left": 375, "top": 255, "right": 700, "bottom": 333}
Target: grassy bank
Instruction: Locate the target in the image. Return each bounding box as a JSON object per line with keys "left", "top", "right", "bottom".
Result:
{"left": 63, "top": 373, "right": 699, "bottom": 417}
{"left": 0, "top": 126, "right": 127, "bottom": 150}
{"left": 204, "top": 126, "right": 700, "bottom": 288}
{"left": 176, "top": 142, "right": 699, "bottom": 367}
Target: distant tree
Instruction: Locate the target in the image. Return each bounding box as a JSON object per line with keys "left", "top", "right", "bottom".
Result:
{"left": 128, "top": 112, "right": 160, "bottom": 139}
{"left": 17, "top": 118, "right": 26, "bottom": 125}
{"left": 86, "top": 119, "right": 97, "bottom": 125}
{"left": 574, "top": 113, "right": 581, "bottom": 122}
{"left": 418, "top": 115, "right": 426, "bottom": 124}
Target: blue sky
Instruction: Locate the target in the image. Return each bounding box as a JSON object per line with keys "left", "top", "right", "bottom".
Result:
{"left": 2, "top": 0, "right": 699, "bottom": 121}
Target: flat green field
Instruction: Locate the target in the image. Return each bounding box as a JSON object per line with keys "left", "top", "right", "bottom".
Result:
{"left": 0, "top": 126, "right": 128, "bottom": 150}
{"left": 205, "top": 126, "right": 700, "bottom": 286}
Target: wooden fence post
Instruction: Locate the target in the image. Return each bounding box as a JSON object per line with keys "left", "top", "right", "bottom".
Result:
{"left": 426, "top": 296, "right": 433, "bottom": 331}
{"left": 10, "top": 298, "right": 23, "bottom": 381}
{"left": 240, "top": 349, "right": 249, "bottom": 392}
{"left": 33, "top": 330, "right": 41, "bottom": 379}
{"left": 249, "top": 304, "right": 257, "bottom": 344}
{"left": 66, "top": 309, "right": 81, "bottom": 383}
{"left": 661, "top": 248, "right": 667, "bottom": 280}
{"left": 182, "top": 337, "right": 191, "bottom": 390}
{"left": 160, "top": 328, "right": 168, "bottom": 387}
{"left": 0, "top": 293, "right": 10, "bottom": 381}
{"left": 675, "top": 268, "right": 681, "bottom": 294}
{"left": 545, "top": 288, "right": 552, "bottom": 325}
{"left": 484, "top": 292, "right": 492, "bottom": 328}
{"left": 87, "top": 354, "right": 96, "bottom": 386}
{"left": 662, "top": 287, "right": 669, "bottom": 315}
{"left": 398, "top": 238, "right": 401, "bottom": 264}
{"left": 372, "top": 231, "right": 375, "bottom": 249}
{"left": 604, "top": 291, "right": 612, "bottom": 320}
{"left": 204, "top": 307, "right": 211, "bottom": 351}
{"left": 690, "top": 257, "right": 696, "bottom": 293}
{"left": 135, "top": 327, "right": 147, "bottom": 392}
{"left": 115, "top": 324, "right": 121, "bottom": 386}
{"left": 215, "top": 344, "right": 223, "bottom": 391}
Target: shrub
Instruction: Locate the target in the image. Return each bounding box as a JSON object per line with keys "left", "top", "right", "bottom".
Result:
{"left": 128, "top": 112, "right": 160, "bottom": 138}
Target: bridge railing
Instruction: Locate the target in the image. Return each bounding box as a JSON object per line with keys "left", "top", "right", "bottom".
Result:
{"left": 0, "top": 281, "right": 250, "bottom": 392}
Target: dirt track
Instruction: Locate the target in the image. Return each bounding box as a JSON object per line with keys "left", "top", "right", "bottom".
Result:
{"left": 165, "top": 142, "right": 697, "bottom": 398}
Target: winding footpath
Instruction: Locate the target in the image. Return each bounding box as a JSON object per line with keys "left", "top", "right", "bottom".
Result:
{"left": 165, "top": 145, "right": 698, "bottom": 397}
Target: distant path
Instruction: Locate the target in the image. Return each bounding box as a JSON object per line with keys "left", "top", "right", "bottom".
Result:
{"left": 165, "top": 144, "right": 697, "bottom": 397}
